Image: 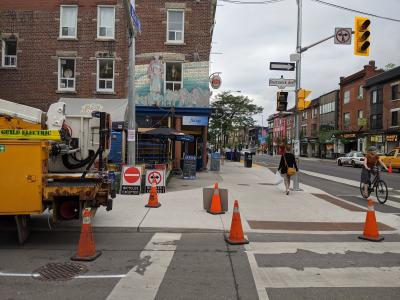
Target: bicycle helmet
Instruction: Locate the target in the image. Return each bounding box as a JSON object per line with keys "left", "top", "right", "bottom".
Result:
{"left": 368, "top": 146, "right": 377, "bottom": 152}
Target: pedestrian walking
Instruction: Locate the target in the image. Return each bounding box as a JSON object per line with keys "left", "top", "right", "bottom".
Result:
{"left": 278, "top": 144, "right": 298, "bottom": 195}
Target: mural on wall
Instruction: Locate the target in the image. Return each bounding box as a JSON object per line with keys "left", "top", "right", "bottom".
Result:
{"left": 135, "top": 59, "right": 211, "bottom": 108}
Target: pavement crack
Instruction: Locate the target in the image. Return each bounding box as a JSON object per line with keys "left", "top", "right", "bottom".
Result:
{"left": 137, "top": 208, "right": 151, "bottom": 232}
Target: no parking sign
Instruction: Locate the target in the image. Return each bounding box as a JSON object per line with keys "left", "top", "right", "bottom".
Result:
{"left": 145, "top": 169, "right": 166, "bottom": 193}
{"left": 121, "top": 166, "right": 142, "bottom": 195}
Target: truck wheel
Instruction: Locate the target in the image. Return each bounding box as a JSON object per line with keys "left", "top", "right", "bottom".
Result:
{"left": 15, "top": 215, "right": 31, "bottom": 244}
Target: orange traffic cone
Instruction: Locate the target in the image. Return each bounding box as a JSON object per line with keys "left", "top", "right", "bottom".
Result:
{"left": 388, "top": 163, "right": 393, "bottom": 173}
{"left": 225, "top": 200, "right": 249, "bottom": 245}
{"left": 71, "top": 208, "right": 101, "bottom": 261}
{"left": 207, "top": 183, "right": 224, "bottom": 215}
{"left": 359, "top": 199, "right": 384, "bottom": 242}
{"left": 146, "top": 179, "right": 161, "bottom": 208}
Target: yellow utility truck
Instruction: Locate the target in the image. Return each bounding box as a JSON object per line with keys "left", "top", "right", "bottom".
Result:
{"left": 0, "top": 99, "right": 115, "bottom": 243}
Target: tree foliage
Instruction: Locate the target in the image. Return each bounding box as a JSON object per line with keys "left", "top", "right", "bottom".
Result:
{"left": 209, "top": 91, "right": 263, "bottom": 148}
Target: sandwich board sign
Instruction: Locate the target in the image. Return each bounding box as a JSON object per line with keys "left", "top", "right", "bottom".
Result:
{"left": 145, "top": 169, "right": 166, "bottom": 193}
{"left": 121, "top": 166, "right": 142, "bottom": 195}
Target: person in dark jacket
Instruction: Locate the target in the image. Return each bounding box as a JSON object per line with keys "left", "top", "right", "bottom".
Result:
{"left": 278, "top": 144, "right": 298, "bottom": 195}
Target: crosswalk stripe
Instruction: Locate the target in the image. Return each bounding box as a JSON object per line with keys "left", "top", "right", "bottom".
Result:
{"left": 257, "top": 267, "right": 400, "bottom": 288}
{"left": 246, "top": 252, "right": 270, "bottom": 300}
{"left": 106, "top": 233, "right": 181, "bottom": 300}
{"left": 246, "top": 242, "right": 400, "bottom": 254}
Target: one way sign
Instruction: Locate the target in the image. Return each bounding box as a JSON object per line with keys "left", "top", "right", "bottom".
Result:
{"left": 270, "top": 62, "right": 295, "bottom": 71}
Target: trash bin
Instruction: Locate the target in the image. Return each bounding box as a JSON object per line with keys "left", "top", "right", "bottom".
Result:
{"left": 226, "top": 151, "right": 232, "bottom": 161}
{"left": 244, "top": 152, "right": 253, "bottom": 168}
{"left": 210, "top": 152, "right": 221, "bottom": 171}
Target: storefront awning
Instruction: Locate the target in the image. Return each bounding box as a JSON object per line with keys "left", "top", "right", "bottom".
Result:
{"left": 142, "top": 127, "right": 194, "bottom": 142}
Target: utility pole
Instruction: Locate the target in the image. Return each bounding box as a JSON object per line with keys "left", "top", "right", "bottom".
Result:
{"left": 293, "top": 0, "right": 302, "bottom": 191}
{"left": 126, "top": 0, "right": 136, "bottom": 165}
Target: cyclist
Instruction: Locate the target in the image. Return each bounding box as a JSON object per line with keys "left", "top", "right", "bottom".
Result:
{"left": 361, "top": 146, "right": 388, "bottom": 197}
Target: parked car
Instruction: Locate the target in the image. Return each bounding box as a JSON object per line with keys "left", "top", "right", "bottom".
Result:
{"left": 379, "top": 147, "right": 400, "bottom": 172}
{"left": 337, "top": 151, "right": 365, "bottom": 168}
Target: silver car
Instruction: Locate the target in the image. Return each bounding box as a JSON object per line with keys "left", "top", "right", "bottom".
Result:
{"left": 337, "top": 151, "right": 365, "bottom": 168}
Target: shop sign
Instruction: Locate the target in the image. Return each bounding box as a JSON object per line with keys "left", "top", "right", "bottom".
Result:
{"left": 210, "top": 74, "right": 222, "bottom": 89}
{"left": 182, "top": 116, "right": 208, "bottom": 126}
{"left": 370, "top": 135, "right": 383, "bottom": 143}
{"left": 386, "top": 135, "right": 398, "bottom": 142}
{"left": 343, "top": 133, "right": 356, "bottom": 139}
{"left": 357, "top": 118, "right": 367, "bottom": 126}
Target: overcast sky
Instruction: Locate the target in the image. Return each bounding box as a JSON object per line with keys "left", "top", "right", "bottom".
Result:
{"left": 210, "top": 0, "right": 400, "bottom": 126}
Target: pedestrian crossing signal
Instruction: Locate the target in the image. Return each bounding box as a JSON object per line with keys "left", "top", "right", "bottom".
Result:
{"left": 354, "top": 16, "right": 370, "bottom": 56}
{"left": 276, "top": 91, "right": 288, "bottom": 112}
{"left": 297, "top": 89, "right": 311, "bottom": 111}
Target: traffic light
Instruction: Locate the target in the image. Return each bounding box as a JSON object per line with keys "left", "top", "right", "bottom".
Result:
{"left": 354, "top": 16, "right": 371, "bottom": 56}
{"left": 276, "top": 91, "right": 288, "bottom": 111}
{"left": 297, "top": 89, "right": 311, "bottom": 111}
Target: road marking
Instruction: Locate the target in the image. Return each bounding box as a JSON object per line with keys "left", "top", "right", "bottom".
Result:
{"left": 246, "top": 250, "right": 270, "bottom": 300}
{"left": 256, "top": 267, "right": 400, "bottom": 288}
{"left": 246, "top": 242, "right": 400, "bottom": 255}
{"left": 106, "top": 233, "right": 181, "bottom": 300}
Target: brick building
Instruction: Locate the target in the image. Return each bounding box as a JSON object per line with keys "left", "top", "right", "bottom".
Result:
{"left": 338, "top": 60, "right": 383, "bottom": 153}
{"left": 318, "top": 90, "right": 339, "bottom": 158}
{"left": 134, "top": 0, "right": 217, "bottom": 169}
{"left": 0, "top": 0, "right": 131, "bottom": 110}
{"left": 303, "top": 98, "right": 320, "bottom": 157}
{"left": 364, "top": 66, "right": 400, "bottom": 152}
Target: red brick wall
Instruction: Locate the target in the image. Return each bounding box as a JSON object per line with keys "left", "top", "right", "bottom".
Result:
{"left": 0, "top": 0, "right": 129, "bottom": 111}
{"left": 339, "top": 61, "right": 383, "bottom": 132}
{"left": 135, "top": 0, "right": 215, "bottom": 64}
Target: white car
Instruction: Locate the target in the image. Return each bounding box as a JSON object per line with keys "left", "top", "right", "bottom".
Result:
{"left": 337, "top": 151, "right": 365, "bottom": 168}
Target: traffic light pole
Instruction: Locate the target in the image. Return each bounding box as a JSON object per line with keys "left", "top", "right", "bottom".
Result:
{"left": 293, "top": 0, "right": 303, "bottom": 191}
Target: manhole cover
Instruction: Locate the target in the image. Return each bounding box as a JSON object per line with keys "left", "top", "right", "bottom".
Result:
{"left": 237, "top": 183, "right": 250, "bottom": 186}
{"left": 33, "top": 262, "right": 88, "bottom": 281}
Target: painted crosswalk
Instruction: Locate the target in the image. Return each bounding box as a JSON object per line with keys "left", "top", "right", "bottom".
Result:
{"left": 245, "top": 237, "right": 400, "bottom": 300}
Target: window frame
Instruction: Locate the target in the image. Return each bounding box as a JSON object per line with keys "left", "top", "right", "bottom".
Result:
{"left": 343, "top": 90, "right": 350, "bottom": 104}
{"left": 166, "top": 9, "right": 185, "bottom": 44}
{"left": 164, "top": 61, "right": 183, "bottom": 92}
{"left": 97, "top": 5, "right": 116, "bottom": 40}
{"left": 391, "top": 84, "right": 399, "bottom": 101}
{"left": 1, "top": 39, "right": 17, "bottom": 68}
{"left": 96, "top": 58, "right": 115, "bottom": 92}
{"left": 358, "top": 110, "right": 363, "bottom": 119}
{"left": 391, "top": 110, "right": 399, "bottom": 127}
{"left": 343, "top": 112, "right": 350, "bottom": 126}
{"left": 59, "top": 5, "right": 78, "bottom": 39}
{"left": 358, "top": 85, "right": 363, "bottom": 99}
{"left": 58, "top": 57, "right": 76, "bottom": 92}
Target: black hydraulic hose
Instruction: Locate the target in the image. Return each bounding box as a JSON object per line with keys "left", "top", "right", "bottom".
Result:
{"left": 62, "top": 151, "right": 95, "bottom": 169}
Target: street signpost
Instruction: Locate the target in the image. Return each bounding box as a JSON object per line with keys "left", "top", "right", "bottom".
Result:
{"left": 269, "top": 62, "right": 295, "bottom": 71}
{"left": 334, "top": 28, "right": 352, "bottom": 45}
{"left": 269, "top": 78, "right": 296, "bottom": 89}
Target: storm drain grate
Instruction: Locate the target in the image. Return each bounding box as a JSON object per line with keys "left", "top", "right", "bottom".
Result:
{"left": 33, "top": 262, "right": 88, "bottom": 281}
{"left": 237, "top": 183, "right": 250, "bottom": 186}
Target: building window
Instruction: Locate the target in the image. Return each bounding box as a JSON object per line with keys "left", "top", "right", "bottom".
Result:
{"left": 165, "top": 62, "right": 182, "bottom": 91}
{"left": 97, "top": 6, "right": 115, "bottom": 39}
{"left": 1, "top": 39, "right": 17, "bottom": 67}
{"left": 370, "top": 114, "right": 383, "bottom": 130}
{"left": 60, "top": 6, "right": 78, "bottom": 38}
{"left": 343, "top": 112, "right": 350, "bottom": 127}
{"left": 302, "top": 111, "right": 307, "bottom": 120}
{"left": 343, "top": 90, "right": 350, "bottom": 104}
{"left": 97, "top": 59, "right": 114, "bottom": 92}
{"left": 358, "top": 85, "right": 363, "bottom": 99}
{"left": 392, "top": 110, "right": 399, "bottom": 127}
{"left": 58, "top": 58, "right": 75, "bottom": 91}
{"left": 358, "top": 110, "right": 363, "bottom": 119}
{"left": 167, "top": 10, "right": 184, "bottom": 43}
{"left": 312, "top": 107, "right": 318, "bottom": 118}
{"left": 392, "top": 84, "right": 399, "bottom": 100}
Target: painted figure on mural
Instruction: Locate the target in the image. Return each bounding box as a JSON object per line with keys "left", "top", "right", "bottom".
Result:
{"left": 147, "top": 56, "right": 163, "bottom": 95}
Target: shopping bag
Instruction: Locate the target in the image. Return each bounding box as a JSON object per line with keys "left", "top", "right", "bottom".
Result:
{"left": 274, "top": 171, "right": 283, "bottom": 185}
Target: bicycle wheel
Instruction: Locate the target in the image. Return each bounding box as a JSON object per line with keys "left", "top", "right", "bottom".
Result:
{"left": 360, "top": 182, "right": 370, "bottom": 198}
{"left": 375, "top": 180, "right": 388, "bottom": 204}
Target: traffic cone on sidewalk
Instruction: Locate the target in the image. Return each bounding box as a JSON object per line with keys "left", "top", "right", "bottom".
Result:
{"left": 145, "top": 178, "right": 161, "bottom": 208}
{"left": 225, "top": 200, "right": 249, "bottom": 245}
{"left": 359, "top": 199, "right": 384, "bottom": 242}
{"left": 207, "top": 183, "right": 224, "bottom": 215}
{"left": 388, "top": 162, "right": 393, "bottom": 173}
{"left": 71, "top": 208, "right": 101, "bottom": 261}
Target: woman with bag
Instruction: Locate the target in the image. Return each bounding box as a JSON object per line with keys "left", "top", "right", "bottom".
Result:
{"left": 277, "top": 144, "right": 298, "bottom": 195}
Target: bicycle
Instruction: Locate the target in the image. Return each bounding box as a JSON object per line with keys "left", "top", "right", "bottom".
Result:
{"left": 359, "top": 166, "right": 388, "bottom": 204}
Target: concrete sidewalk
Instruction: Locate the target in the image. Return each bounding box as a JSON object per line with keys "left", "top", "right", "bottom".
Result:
{"left": 93, "top": 160, "right": 400, "bottom": 234}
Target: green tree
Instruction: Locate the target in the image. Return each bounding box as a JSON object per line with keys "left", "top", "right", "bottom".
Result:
{"left": 209, "top": 91, "right": 263, "bottom": 148}
{"left": 384, "top": 63, "right": 396, "bottom": 71}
